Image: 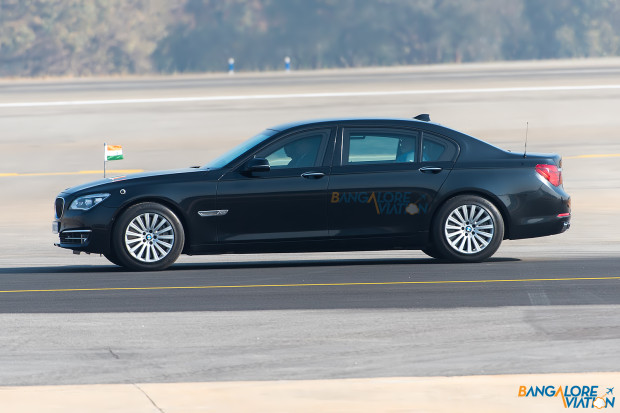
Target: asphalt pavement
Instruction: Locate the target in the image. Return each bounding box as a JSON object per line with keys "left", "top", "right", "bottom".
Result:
{"left": 2, "top": 58, "right": 620, "bottom": 99}
{"left": 1, "top": 256, "right": 619, "bottom": 313}
{"left": 1, "top": 255, "right": 619, "bottom": 387}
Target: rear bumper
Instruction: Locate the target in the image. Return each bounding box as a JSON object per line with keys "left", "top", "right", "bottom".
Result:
{"left": 510, "top": 204, "right": 571, "bottom": 239}
{"left": 510, "top": 212, "right": 571, "bottom": 240}
{"left": 504, "top": 177, "right": 571, "bottom": 240}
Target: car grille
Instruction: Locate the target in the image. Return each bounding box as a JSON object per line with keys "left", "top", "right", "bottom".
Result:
{"left": 59, "top": 230, "right": 91, "bottom": 245}
{"left": 55, "top": 197, "right": 65, "bottom": 219}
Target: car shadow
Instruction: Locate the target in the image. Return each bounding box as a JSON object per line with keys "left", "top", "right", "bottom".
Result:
{"left": 171, "top": 256, "right": 521, "bottom": 271}
{"left": 0, "top": 256, "right": 520, "bottom": 274}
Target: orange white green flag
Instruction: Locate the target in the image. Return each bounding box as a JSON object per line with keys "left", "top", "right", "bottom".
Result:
{"left": 105, "top": 144, "right": 123, "bottom": 161}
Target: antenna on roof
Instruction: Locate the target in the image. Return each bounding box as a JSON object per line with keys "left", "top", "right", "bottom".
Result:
{"left": 523, "top": 121, "right": 529, "bottom": 158}
{"left": 414, "top": 114, "right": 430, "bottom": 122}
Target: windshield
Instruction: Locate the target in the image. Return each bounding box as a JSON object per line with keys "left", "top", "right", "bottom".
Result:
{"left": 203, "top": 129, "right": 278, "bottom": 169}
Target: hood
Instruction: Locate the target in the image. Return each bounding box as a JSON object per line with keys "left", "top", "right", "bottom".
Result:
{"left": 61, "top": 168, "right": 203, "bottom": 195}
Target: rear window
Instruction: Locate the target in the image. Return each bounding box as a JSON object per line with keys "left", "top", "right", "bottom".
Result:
{"left": 422, "top": 133, "right": 458, "bottom": 162}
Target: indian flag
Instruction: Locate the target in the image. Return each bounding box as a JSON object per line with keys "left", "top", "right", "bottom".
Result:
{"left": 105, "top": 145, "right": 123, "bottom": 161}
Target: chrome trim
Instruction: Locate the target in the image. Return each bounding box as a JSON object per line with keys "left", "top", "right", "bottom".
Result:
{"left": 301, "top": 172, "right": 325, "bottom": 178}
{"left": 198, "top": 210, "right": 229, "bottom": 217}
{"left": 59, "top": 229, "right": 91, "bottom": 244}
{"left": 419, "top": 166, "right": 443, "bottom": 173}
{"left": 55, "top": 197, "right": 65, "bottom": 219}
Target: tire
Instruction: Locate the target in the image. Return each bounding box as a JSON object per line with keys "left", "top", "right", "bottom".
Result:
{"left": 112, "top": 202, "right": 185, "bottom": 271}
{"left": 421, "top": 244, "right": 445, "bottom": 260}
{"left": 104, "top": 251, "right": 124, "bottom": 267}
{"left": 432, "top": 195, "right": 504, "bottom": 263}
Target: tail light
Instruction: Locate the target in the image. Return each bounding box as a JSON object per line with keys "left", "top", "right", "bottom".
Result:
{"left": 536, "top": 164, "right": 562, "bottom": 186}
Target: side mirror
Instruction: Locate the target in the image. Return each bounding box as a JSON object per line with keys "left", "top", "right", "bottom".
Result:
{"left": 244, "top": 157, "right": 270, "bottom": 173}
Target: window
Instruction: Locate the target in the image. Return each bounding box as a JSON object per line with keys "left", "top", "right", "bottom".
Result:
{"left": 205, "top": 129, "right": 277, "bottom": 169}
{"left": 344, "top": 129, "right": 419, "bottom": 165}
{"left": 257, "top": 129, "right": 329, "bottom": 169}
{"left": 422, "top": 133, "right": 458, "bottom": 162}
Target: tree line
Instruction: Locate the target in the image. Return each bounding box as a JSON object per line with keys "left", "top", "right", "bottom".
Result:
{"left": 1, "top": 0, "right": 619, "bottom": 77}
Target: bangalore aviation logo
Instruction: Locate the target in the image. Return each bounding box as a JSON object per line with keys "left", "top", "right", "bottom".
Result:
{"left": 330, "top": 191, "right": 429, "bottom": 215}
{"left": 518, "top": 385, "right": 615, "bottom": 409}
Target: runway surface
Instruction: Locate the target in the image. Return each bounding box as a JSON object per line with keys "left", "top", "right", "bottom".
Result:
{"left": 1, "top": 256, "right": 620, "bottom": 386}
{"left": 1, "top": 59, "right": 619, "bottom": 390}
{"left": 1, "top": 256, "right": 620, "bottom": 313}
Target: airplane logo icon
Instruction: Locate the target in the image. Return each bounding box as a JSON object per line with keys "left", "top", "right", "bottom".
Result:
{"left": 606, "top": 387, "right": 614, "bottom": 396}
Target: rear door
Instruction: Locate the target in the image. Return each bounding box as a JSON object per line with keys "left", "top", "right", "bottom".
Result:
{"left": 328, "top": 126, "right": 457, "bottom": 239}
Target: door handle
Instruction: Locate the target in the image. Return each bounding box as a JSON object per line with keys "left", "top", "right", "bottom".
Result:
{"left": 301, "top": 172, "right": 325, "bottom": 179}
{"left": 419, "top": 166, "right": 443, "bottom": 174}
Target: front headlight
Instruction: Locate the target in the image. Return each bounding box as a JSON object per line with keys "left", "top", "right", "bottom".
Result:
{"left": 69, "top": 193, "right": 110, "bottom": 210}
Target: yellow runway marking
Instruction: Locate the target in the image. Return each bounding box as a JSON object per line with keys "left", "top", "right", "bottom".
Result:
{"left": 0, "top": 169, "right": 143, "bottom": 177}
{"left": 565, "top": 153, "right": 620, "bottom": 159}
{"left": 1, "top": 276, "right": 618, "bottom": 294}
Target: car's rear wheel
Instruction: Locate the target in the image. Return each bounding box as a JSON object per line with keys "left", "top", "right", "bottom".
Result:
{"left": 432, "top": 195, "right": 504, "bottom": 262}
{"left": 112, "top": 202, "right": 184, "bottom": 271}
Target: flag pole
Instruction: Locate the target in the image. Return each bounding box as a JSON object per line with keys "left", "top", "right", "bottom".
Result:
{"left": 103, "top": 142, "right": 106, "bottom": 178}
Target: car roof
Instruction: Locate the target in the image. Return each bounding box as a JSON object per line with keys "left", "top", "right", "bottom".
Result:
{"left": 267, "top": 117, "right": 510, "bottom": 162}
{"left": 268, "top": 117, "right": 440, "bottom": 131}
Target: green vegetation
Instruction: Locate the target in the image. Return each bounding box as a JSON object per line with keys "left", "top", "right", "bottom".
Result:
{"left": 0, "top": 0, "right": 180, "bottom": 76}
{"left": 1, "top": 0, "right": 620, "bottom": 77}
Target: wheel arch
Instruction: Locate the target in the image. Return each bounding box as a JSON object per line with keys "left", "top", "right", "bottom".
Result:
{"left": 109, "top": 197, "right": 191, "bottom": 253}
{"left": 429, "top": 189, "right": 511, "bottom": 241}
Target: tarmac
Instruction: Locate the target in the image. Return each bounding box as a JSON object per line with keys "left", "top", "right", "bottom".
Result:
{"left": 2, "top": 373, "right": 618, "bottom": 412}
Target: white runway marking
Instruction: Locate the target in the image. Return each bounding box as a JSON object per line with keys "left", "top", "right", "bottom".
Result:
{"left": 1, "top": 85, "right": 620, "bottom": 108}
{"left": 527, "top": 292, "right": 551, "bottom": 306}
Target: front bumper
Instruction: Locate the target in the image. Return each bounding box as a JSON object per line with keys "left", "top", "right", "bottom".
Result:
{"left": 53, "top": 205, "right": 117, "bottom": 254}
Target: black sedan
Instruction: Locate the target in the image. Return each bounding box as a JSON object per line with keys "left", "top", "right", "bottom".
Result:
{"left": 53, "top": 116, "right": 571, "bottom": 270}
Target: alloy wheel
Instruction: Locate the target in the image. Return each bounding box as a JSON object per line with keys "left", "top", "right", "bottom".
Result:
{"left": 444, "top": 204, "right": 495, "bottom": 254}
{"left": 124, "top": 212, "right": 175, "bottom": 263}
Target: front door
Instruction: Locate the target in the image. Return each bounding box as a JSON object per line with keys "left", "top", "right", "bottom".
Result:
{"left": 216, "top": 128, "right": 335, "bottom": 244}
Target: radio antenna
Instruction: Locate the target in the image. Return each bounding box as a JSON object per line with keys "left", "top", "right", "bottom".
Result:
{"left": 523, "top": 121, "right": 529, "bottom": 158}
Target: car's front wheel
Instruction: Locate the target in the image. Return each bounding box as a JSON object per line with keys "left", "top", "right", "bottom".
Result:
{"left": 432, "top": 195, "right": 504, "bottom": 263}
{"left": 421, "top": 243, "right": 444, "bottom": 260}
{"left": 103, "top": 250, "right": 123, "bottom": 267}
{"left": 112, "top": 202, "right": 184, "bottom": 271}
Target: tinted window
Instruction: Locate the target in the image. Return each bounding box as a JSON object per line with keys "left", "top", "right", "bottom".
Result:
{"left": 257, "top": 129, "right": 329, "bottom": 169}
{"left": 422, "top": 133, "right": 458, "bottom": 162}
{"left": 204, "top": 129, "right": 277, "bottom": 169}
{"left": 344, "top": 129, "right": 418, "bottom": 165}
